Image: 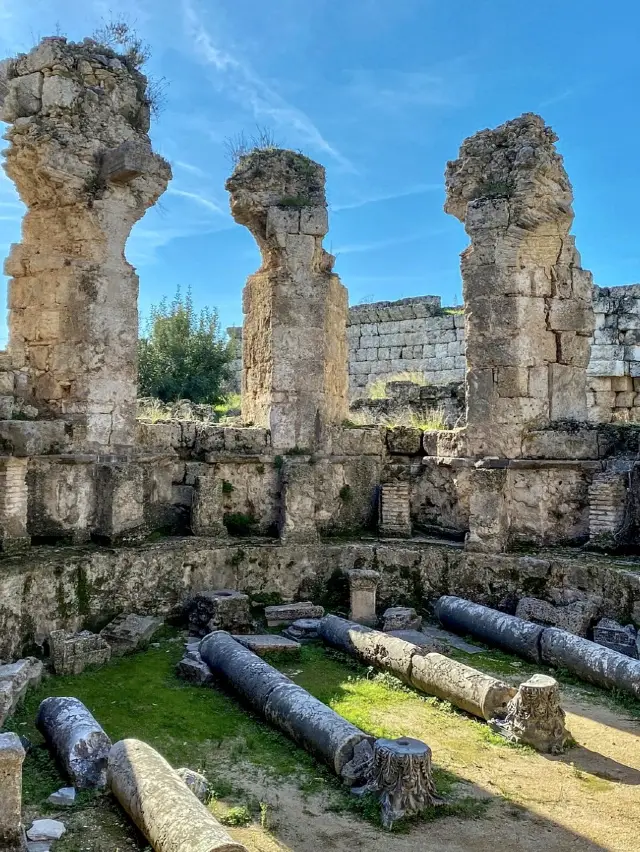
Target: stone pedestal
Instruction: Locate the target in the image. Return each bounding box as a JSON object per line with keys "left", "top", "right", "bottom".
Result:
{"left": 364, "top": 737, "right": 441, "bottom": 828}
{"left": 279, "top": 456, "right": 318, "bottom": 543}
{"left": 347, "top": 570, "right": 380, "bottom": 626}
{"left": 187, "top": 590, "right": 251, "bottom": 637}
{"left": 191, "top": 469, "right": 228, "bottom": 538}
{"left": 227, "top": 148, "right": 348, "bottom": 452}
{"left": 491, "top": 674, "right": 570, "bottom": 754}
{"left": 0, "top": 732, "right": 26, "bottom": 851}
{"left": 49, "top": 629, "right": 111, "bottom": 675}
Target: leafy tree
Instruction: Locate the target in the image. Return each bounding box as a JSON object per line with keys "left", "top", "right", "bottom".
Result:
{"left": 138, "top": 288, "right": 232, "bottom": 404}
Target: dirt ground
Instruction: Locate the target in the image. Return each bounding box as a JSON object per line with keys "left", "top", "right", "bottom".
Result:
{"left": 221, "top": 691, "right": 640, "bottom": 852}
{"left": 15, "top": 638, "right": 640, "bottom": 852}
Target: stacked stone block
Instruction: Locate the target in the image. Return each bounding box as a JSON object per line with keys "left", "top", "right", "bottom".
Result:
{"left": 1, "top": 37, "right": 170, "bottom": 449}
{"left": 445, "top": 113, "right": 595, "bottom": 458}
{"left": 588, "top": 471, "right": 628, "bottom": 538}
{"left": 587, "top": 285, "right": 640, "bottom": 422}
{"left": 227, "top": 148, "right": 348, "bottom": 451}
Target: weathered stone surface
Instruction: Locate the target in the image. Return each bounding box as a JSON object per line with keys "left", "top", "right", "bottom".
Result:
{"left": 379, "top": 482, "right": 411, "bottom": 538}
{"left": 435, "top": 595, "right": 544, "bottom": 663}
{"left": 47, "top": 787, "right": 75, "bottom": 807}
{"left": 36, "top": 696, "right": 112, "bottom": 789}
{"left": 593, "top": 618, "right": 638, "bottom": 659}
{"left": 264, "top": 602, "right": 324, "bottom": 626}
{"left": 100, "top": 613, "right": 164, "bottom": 656}
{"left": 108, "top": 739, "right": 245, "bottom": 852}
{"left": 540, "top": 627, "right": 640, "bottom": 698}
{"left": 386, "top": 427, "right": 422, "bottom": 455}
{"left": 515, "top": 596, "right": 599, "bottom": 637}
{"left": 0, "top": 732, "right": 26, "bottom": 851}
{"left": 175, "top": 654, "right": 213, "bottom": 685}
{"left": 176, "top": 767, "right": 211, "bottom": 803}
{"left": 232, "top": 634, "right": 301, "bottom": 655}
{"left": 363, "top": 737, "right": 442, "bottom": 828}
{"left": 188, "top": 590, "right": 251, "bottom": 637}
{"left": 282, "top": 618, "right": 321, "bottom": 643}
{"left": 49, "top": 629, "right": 111, "bottom": 675}
{"left": 445, "top": 114, "right": 594, "bottom": 458}
{"left": 200, "top": 631, "right": 373, "bottom": 777}
{"left": 2, "top": 37, "right": 171, "bottom": 448}
{"left": 26, "top": 821, "right": 65, "bottom": 842}
{"left": 409, "top": 653, "right": 516, "bottom": 721}
{"left": 382, "top": 607, "right": 422, "bottom": 632}
{"left": 228, "top": 149, "right": 348, "bottom": 450}
{"left": 0, "top": 657, "right": 43, "bottom": 726}
{"left": 347, "top": 569, "right": 380, "bottom": 626}
{"left": 491, "top": 674, "right": 570, "bottom": 754}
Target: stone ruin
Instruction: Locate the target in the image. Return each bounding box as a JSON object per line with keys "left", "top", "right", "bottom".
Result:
{"left": 0, "top": 38, "right": 639, "bottom": 783}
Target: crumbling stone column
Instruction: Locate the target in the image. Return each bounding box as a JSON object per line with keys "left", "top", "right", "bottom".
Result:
{"left": 445, "top": 113, "right": 595, "bottom": 458}
{"left": 226, "top": 149, "right": 349, "bottom": 451}
{"left": 1, "top": 37, "right": 171, "bottom": 449}
{"left": 491, "top": 674, "right": 570, "bottom": 753}
{"left": 0, "top": 732, "right": 26, "bottom": 851}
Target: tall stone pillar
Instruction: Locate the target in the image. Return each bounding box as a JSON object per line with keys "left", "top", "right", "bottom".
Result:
{"left": 445, "top": 113, "right": 594, "bottom": 458}
{"left": 1, "top": 37, "right": 171, "bottom": 450}
{"left": 226, "top": 149, "right": 349, "bottom": 451}
{"left": 0, "top": 732, "right": 26, "bottom": 851}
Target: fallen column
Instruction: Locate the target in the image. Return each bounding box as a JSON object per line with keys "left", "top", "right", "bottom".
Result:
{"left": 200, "top": 631, "right": 373, "bottom": 778}
{"left": 0, "top": 732, "right": 26, "bottom": 852}
{"left": 491, "top": 674, "right": 570, "bottom": 753}
{"left": 108, "top": 739, "right": 246, "bottom": 852}
{"left": 540, "top": 628, "right": 640, "bottom": 698}
{"left": 319, "top": 615, "right": 515, "bottom": 721}
{"left": 409, "top": 653, "right": 515, "bottom": 721}
{"left": 318, "top": 614, "right": 418, "bottom": 682}
{"left": 36, "top": 697, "right": 112, "bottom": 789}
{"left": 434, "top": 596, "right": 544, "bottom": 663}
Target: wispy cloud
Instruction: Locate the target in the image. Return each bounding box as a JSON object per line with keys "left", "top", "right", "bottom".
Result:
{"left": 539, "top": 87, "right": 575, "bottom": 108}
{"left": 182, "top": 0, "right": 354, "bottom": 172}
{"left": 332, "top": 183, "right": 441, "bottom": 212}
{"left": 333, "top": 231, "right": 438, "bottom": 256}
{"left": 128, "top": 221, "right": 235, "bottom": 266}
{"left": 346, "top": 63, "right": 473, "bottom": 113}
{"left": 166, "top": 187, "right": 225, "bottom": 214}
{"left": 174, "top": 160, "right": 207, "bottom": 177}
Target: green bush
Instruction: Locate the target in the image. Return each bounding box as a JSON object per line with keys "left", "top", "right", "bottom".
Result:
{"left": 138, "top": 287, "right": 232, "bottom": 404}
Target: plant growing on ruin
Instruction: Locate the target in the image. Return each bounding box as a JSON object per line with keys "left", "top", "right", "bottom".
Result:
{"left": 224, "top": 126, "right": 280, "bottom": 166}
{"left": 138, "top": 287, "right": 232, "bottom": 404}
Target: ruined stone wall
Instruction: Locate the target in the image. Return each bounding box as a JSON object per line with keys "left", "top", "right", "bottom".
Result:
{"left": 1, "top": 535, "right": 638, "bottom": 660}
{"left": 0, "top": 37, "right": 170, "bottom": 449}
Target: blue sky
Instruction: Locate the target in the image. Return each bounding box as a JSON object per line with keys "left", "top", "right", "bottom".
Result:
{"left": 1, "top": 1, "right": 639, "bottom": 344}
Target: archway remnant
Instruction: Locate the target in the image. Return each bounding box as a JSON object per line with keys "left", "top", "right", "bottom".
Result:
{"left": 1, "top": 37, "right": 171, "bottom": 449}
{"left": 445, "top": 113, "right": 594, "bottom": 458}
{"left": 226, "top": 148, "right": 348, "bottom": 451}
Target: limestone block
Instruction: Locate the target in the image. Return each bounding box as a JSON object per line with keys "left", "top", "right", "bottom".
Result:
{"left": 611, "top": 376, "right": 634, "bottom": 392}
{"left": 300, "top": 207, "right": 328, "bottom": 235}
{"left": 14, "top": 37, "right": 68, "bottom": 74}
{"left": 549, "top": 364, "right": 587, "bottom": 421}
{"left": 41, "top": 74, "right": 81, "bottom": 110}
{"left": 223, "top": 427, "right": 269, "bottom": 454}
{"left": 233, "top": 634, "right": 301, "bottom": 655}
{"left": 557, "top": 333, "right": 591, "bottom": 367}
{"left": 0, "top": 732, "right": 26, "bottom": 852}
{"left": 1, "top": 72, "right": 42, "bottom": 121}
{"left": 549, "top": 301, "right": 594, "bottom": 334}
{"left": 385, "top": 427, "right": 422, "bottom": 455}
{"left": 100, "top": 141, "right": 156, "bottom": 185}
{"left": 188, "top": 590, "right": 251, "bottom": 637}
{"left": 515, "top": 597, "right": 599, "bottom": 637}
{"left": 100, "top": 614, "right": 164, "bottom": 657}
{"left": 0, "top": 657, "right": 43, "bottom": 726}
{"left": 191, "top": 470, "right": 227, "bottom": 537}
{"left": 108, "top": 739, "right": 245, "bottom": 852}
{"left": 94, "top": 463, "right": 145, "bottom": 541}
{"left": 37, "top": 697, "right": 112, "bottom": 789}
{"left": 49, "top": 629, "right": 111, "bottom": 675}
{"left": 279, "top": 457, "right": 318, "bottom": 543}
{"left": 593, "top": 619, "right": 638, "bottom": 659}
{"left": 382, "top": 607, "right": 422, "bottom": 632}
{"left": 521, "top": 428, "right": 598, "bottom": 460}
{"left": 589, "top": 359, "right": 627, "bottom": 377}
{"left": 266, "top": 207, "right": 300, "bottom": 244}
{"left": 265, "top": 602, "right": 324, "bottom": 626}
